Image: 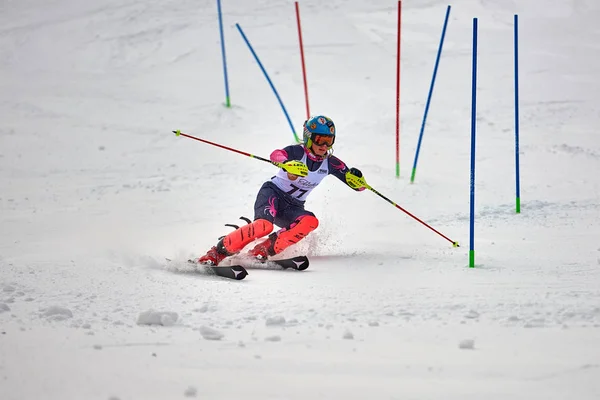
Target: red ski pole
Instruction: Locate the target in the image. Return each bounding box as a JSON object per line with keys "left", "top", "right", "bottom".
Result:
{"left": 173, "top": 130, "right": 308, "bottom": 176}
{"left": 345, "top": 173, "right": 459, "bottom": 247}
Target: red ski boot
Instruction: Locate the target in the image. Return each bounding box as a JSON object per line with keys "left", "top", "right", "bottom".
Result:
{"left": 248, "top": 234, "right": 276, "bottom": 262}
{"left": 248, "top": 215, "right": 319, "bottom": 261}
{"left": 197, "top": 245, "right": 228, "bottom": 266}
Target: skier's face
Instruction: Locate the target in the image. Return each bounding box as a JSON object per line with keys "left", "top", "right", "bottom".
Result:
{"left": 311, "top": 142, "right": 329, "bottom": 157}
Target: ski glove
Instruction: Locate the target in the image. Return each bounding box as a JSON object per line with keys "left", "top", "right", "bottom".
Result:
{"left": 349, "top": 167, "right": 363, "bottom": 178}
{"left": 281, "top": 160, "right": 309, "bottom": 177}
{"left": 345, "top": 167, "right": 367, "bottom": 191}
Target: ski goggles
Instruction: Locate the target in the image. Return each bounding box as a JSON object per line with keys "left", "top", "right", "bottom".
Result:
{"left": 311, "top": 134, "right": 335, "bottom": 147}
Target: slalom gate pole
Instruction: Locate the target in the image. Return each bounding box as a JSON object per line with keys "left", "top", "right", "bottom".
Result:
{"left": 395, "top": 0, "right": 402, "bottom": 178}
{"left": 514, "top": 14, "right": 521, "bottom": 214}
{"left": 295, "top": 2, "right": 311, "bottom": 120}
{"left": 216, "top": 0, "right": 231, "bottom": 107}
{"left": 235, "top": 23, "right": 301, "bottom": 144}
{"left": 469, "top": 18, "right": 478, "bottom": 268}
{"left": 410, "top": 5, "right": 451, "bottom": 183}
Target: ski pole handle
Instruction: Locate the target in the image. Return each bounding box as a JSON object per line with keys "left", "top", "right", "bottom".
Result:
{"left": 277, "top": 160, "right": 308, "bottom": 177}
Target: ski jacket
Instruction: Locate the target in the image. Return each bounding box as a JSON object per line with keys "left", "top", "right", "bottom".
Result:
{"left": 269, "top": 144, "right": 355, "bottom": 203}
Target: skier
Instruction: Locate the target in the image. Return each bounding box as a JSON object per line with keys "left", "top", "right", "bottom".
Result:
{"left": 197, "top": 115, "right": 366, "bottom": 265}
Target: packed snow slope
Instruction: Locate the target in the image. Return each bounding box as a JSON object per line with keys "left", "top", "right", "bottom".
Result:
{"left": 1, "top": 0, "right": 600, "bottom": 399}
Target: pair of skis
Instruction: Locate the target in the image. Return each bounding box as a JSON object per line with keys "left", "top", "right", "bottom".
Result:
{"left": 190, "top": 255, "right": 310, "bottom": 280}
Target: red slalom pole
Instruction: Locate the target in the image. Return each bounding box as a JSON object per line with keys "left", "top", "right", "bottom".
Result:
{"left": 295, "top": 1, "right": 310, "bottom": 119}
{"left": 395, "top": 0, "right": 402, "bottom": 178}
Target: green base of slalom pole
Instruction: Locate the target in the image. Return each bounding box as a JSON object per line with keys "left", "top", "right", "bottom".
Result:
{"left": 395, "top": 162, "right": 400, "bottom": 178}
{"left": 410, "top": 167, "right": 416, "bottom": 183}
{"left": 516, "top": 196, "right": 521, "bottom": 213}
{"left": 469, "top": 250, "right": 475, "bottom": 268}
{"left": 224, "top": 96, "right": 231, "bottom": 108}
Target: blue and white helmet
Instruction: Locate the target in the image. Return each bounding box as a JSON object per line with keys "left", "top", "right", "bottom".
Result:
{"left": 303, "top": 115, "right": 336, "bottom": 148}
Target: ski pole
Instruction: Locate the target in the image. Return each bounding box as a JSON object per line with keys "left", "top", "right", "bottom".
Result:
{"left": 346, "top": 173, "right": 459, "bottom": 247}
{"left": 173, "top": 130, "right": 307, "bottom": 176}
{"left": 175, "top": 130, "right": 456, "bottom": 246}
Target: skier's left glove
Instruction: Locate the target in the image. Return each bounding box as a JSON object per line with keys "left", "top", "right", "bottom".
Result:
{"left": 345, "top": 167, "right": 367, "bottom": 191}
{"left": 349, "top": 167, "right": 362, "bottom": 178}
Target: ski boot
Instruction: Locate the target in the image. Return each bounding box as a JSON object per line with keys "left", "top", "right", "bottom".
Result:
{"left": 248, "top": 233, "right": 277, "bottom": 262}
{"left": 197, "top": 240, "right": 229, "bottom": 266}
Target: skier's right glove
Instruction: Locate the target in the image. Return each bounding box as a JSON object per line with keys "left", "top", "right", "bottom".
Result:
{"left": 281, "top": 160, "right": 308, "bottom": 177}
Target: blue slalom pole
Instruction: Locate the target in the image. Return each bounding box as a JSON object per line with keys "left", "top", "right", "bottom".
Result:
{"left": 235, "top": 23, "right": 300, "bottom": 143}
{"left": 469, "top": 18, "right": 478, "bottom": 269}
{"left": 410, "top": 5, "right": 451, "bottom": 183}
{"left": 216, "top": 0, "right": 230, "bottom": 107}
{"left": 514, "top": 14, "right": 521, "bottom": 213}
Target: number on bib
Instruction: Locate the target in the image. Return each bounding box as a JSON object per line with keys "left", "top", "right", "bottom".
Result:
{"left": 287, "top": 184, "right": 308, "bottom": 198}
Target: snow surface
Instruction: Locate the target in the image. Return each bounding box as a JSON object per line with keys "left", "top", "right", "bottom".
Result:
{"left": 2, "top": 0, "right": 600, "bottom": 399}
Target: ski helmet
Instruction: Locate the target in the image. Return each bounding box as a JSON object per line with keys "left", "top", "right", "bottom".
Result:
{"left": 303, "top": 115, "right": 336, "bottom": 148}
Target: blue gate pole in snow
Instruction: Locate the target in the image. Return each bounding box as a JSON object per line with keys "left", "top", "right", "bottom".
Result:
{"left": 514, "top": 14, "right": 521, "bottom": 213}
{"left": 410, "top": 5, "right": 451, "bottom": 183}
{"left": 469, "top": 18, "right": 478, "bottom": 269}
{"left": 217, "top": 0, "right": 231, "bottom": 107}
{"left": 235, "top": 23, "right": 300, "bottom": 144}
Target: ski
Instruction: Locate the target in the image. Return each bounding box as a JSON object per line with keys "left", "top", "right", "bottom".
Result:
{"left": 187, "top": 259, "right": 248, "bottom": 280}
{"left": 210, "top": 264, "right": 248, "bottom": 280}
{"left": 252, "top": 255, "right": 310, "bottom": 271}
